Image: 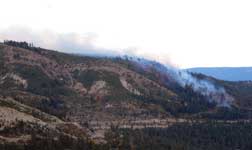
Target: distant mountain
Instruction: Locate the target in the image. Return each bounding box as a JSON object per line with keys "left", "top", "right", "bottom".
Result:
{"left": 186, "top": 67, "right": 252, "bottom": 81}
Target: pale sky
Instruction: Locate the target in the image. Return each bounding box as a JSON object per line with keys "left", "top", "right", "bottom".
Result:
{"left": 0, "top": 0, "right": 252, "bottom": 68}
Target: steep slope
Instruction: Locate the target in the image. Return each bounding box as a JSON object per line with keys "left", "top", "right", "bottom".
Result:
{"left": 1, "top": 41, "right": 252, "bottom": 148}
{"left": 0, "top": 96, "right": 97, "bottom": 149}
{"left": 0, "top": 43, "right": 179, "bottom": 128}
{"left": 1, "top": 42, "right": 252, "bottom": 119}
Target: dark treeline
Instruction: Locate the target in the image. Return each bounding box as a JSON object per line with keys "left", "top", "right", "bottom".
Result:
{"left": 1, "top": 121, "right": 252, "bottom": 150}
{"left": 0, "top": 135, "right": 101, "bottom": 150}
{"left": 0, "top": 121, "right": 102, "bottom": 150}
{"left": 104, "top": 121, "right": 252, "bottom": 150}
{"left": 3, "top": 40, "right": 41, "bottom": 52}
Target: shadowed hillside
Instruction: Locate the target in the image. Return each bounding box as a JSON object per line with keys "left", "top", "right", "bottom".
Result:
{"left": 1, "top": 41, "right": 252, "bottom": 149}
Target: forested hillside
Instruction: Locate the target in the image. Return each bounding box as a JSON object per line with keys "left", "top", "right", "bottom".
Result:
{"left": 1, "top": 41, "right": 252, "bottom": 149}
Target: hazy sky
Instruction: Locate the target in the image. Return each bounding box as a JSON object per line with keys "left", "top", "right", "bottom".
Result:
{"left": 0, "top": 0, "right": 252, "bottom": 68}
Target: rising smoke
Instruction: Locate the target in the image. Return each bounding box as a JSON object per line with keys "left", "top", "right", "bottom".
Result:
{"left": 176, "top": 70, "right": 234, "bottom": 107}
{"left": 0, "top": 26, "right": 119, "bottom": 57}
{"left": 130, "top": 57, "right": 234, "bottom": 107}
{"left": 0, "top": 26, "right": 234, "bottom": 107}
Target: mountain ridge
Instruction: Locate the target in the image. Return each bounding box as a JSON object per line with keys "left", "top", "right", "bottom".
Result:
{"left": 187, "top": 67, "right": 252, "bottom": 81}
{"left": 1, "top": 41, "right": 252, "bottom": 149}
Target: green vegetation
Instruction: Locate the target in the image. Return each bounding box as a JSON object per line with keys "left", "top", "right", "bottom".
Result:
{"left": 113, "top": 57, "right": 218, "bottom": 115}
{"left": 0, "top": 46, "right": 4, "bottom": 64}
{"left": 2, "top": 121, "right": 252, "bottom": 150}
{"left": 45, "top": 50, "right": 97, "bottom": 64}
{"left": 73, "top": 69, "right": 123, "bottom": 90}
{"left": 221, "top": 81, "right": 252, "bottom": 108}
{"left": 2, "top": 42, "right": 252, "bottom": 149}
{"left": 13, "top": 64, "right": 73, "bottom": 97}
{"left": 73, "top": 70, "right": 101, "bottom": 89}
{"left": 6, "top": 64, "right": 71, "bottom": 118}
{"left": 3, "top": 40, "right": 42, "bottom": 53}
{"left": 73, "top": 70, "right": 127, "bottom": 93}
{"left": 132, "top": 94, "right": 182, "bottom": 116}
{"left": 0, "top": 45, "right": 7, "bottom": 75}
{"left": 0, "top": 121, "right": 101, "bottom": 150}
{"left": 74, "top": 69, "right": 132, "bottom": 102}
{"left": 0, "top": 97, "right": 59, "bottom": 123}
{"left": 104, "top": 122, "right": 252, "bottom": 150}
{"left": 199, "top": 107, "right": 252, "bottom": 120}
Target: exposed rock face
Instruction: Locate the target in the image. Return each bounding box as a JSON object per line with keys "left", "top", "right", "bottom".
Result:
{"left": 89, "top": 80, "right": 108, "bottom": 96}
{"left": 0, "top": 106, "right": 44, "bottom": 127}
{"left": 120, "top": 77, "right": 141, "bottom": 95}
{"left": 73, "top": 82, "right": 87, "bottom": 94}
{"left": 0, "top": 73, "right": 28, "bottom": 89}
{"left": 1, "top": 43, "right": 252, "bottom": 146}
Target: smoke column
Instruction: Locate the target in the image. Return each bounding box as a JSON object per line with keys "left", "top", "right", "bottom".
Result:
{"left": 130, "top": 57, "right": 234, "bottom": 107}
{"left": 0, "top": 27, "right": 235, "bottom": 107}
{"left": 175, "top": 70, "right": 234, "bottom": 107}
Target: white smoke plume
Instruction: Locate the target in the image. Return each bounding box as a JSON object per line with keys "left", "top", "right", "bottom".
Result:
{"left": 176, "top": 70, "right": 234, "bottom": 107}
{"left": 0, "top": 26, "right": 234, "bottom": 107}
{"left": 0, "top": 26, "right": 120, "bottom": 57}
{"left": 130, "top": 57, "right": 234, "bottom": 107}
